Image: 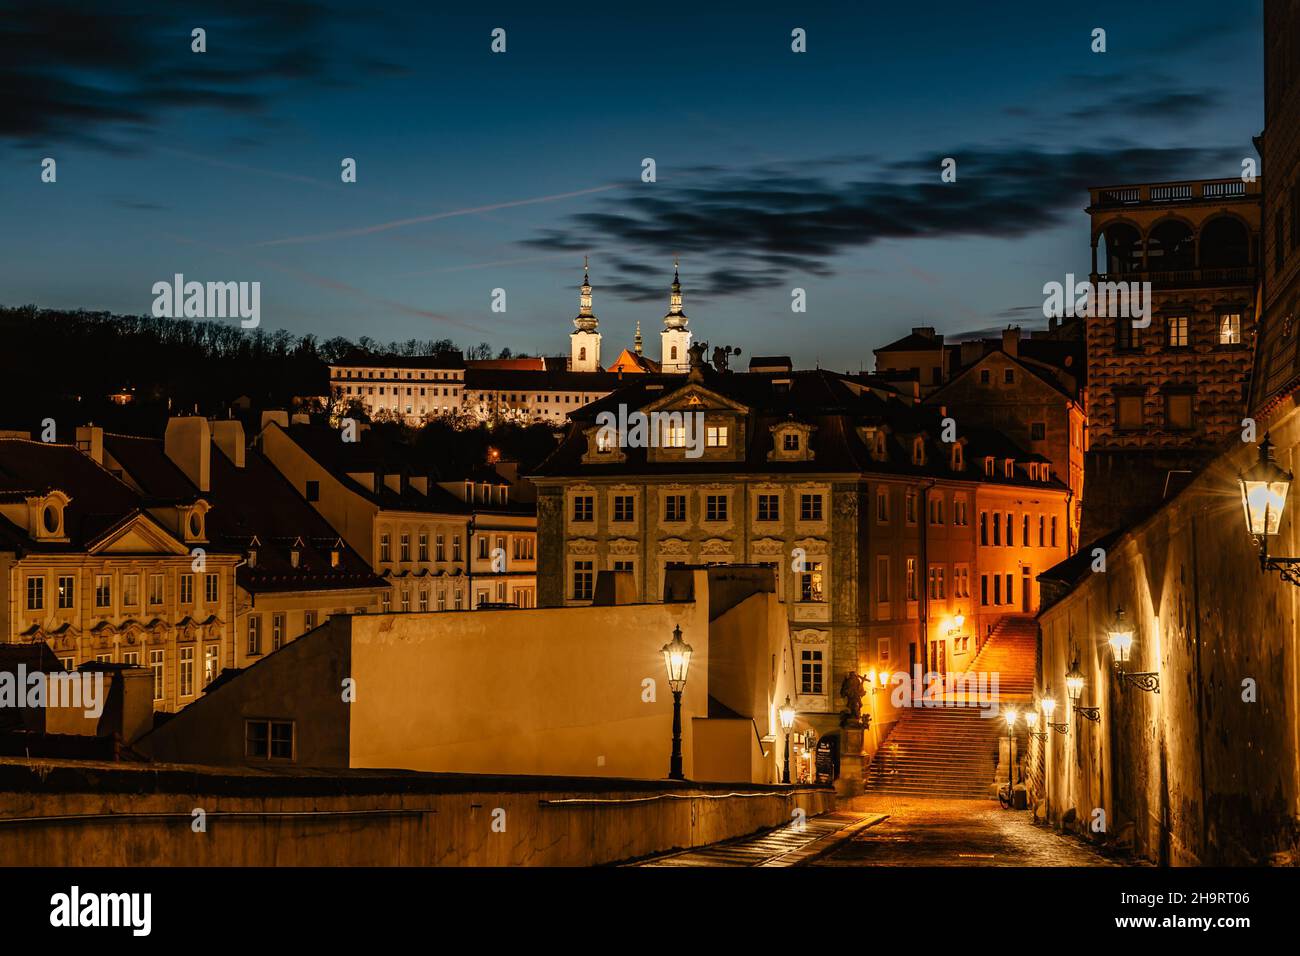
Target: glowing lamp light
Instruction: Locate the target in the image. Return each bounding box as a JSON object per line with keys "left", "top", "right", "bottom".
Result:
{"left": 1065, "top": 661, "right": 1086, "bottom": 704}
{"left": 1002, "top": 707, "right": 1018, "bottom": 728}
{"left": 953, "top": 612, "right": 965, "bottom": 630}
{"left": 1024, "top": 710, "right": 1040, "bottom": 731}
{"left": 878, "top": 669, "right": 890, "bottom": 687}
{"left": 1239, "top": 435, "right": 1292, "bottom": 537}
{"left": 661, "top": 625, "right": 693, "bottom": 694}
{"left": 779, "top": 696, "right": 797, "bottom": 731}
{"left": 1041, "top": 696, "right": 1058, "bottom": 718}
{"left": 1106, "top": 604, "right": 1135, "bottom": 666}
{"left": 864, "top": 668, "right": 877, "bottom": 687}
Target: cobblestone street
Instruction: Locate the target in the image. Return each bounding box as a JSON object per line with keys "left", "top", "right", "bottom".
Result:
{"left": 811, "top": 796, "right": 1118, "bottom": 867}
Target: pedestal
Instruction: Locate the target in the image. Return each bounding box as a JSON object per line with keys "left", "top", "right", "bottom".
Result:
{"left": 836, "top": 725, "right": 866, "bottom": 797}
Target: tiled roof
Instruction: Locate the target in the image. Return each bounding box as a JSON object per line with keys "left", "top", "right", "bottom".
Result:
{"left": 0, "top": 439, "right": 149, "bottom": 553}
{"left": 531, "top": 367, "right": 1064, "bottom": 490}
{"left": 277, "top": 424, "right": 534, "bottom": 517}
{"left": 100, "top": 433, "right": 385, "bottom": 595}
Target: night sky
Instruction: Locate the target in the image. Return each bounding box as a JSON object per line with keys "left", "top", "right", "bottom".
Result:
{"left": 0, "top": 1, "right": 1264, "bottom": 367}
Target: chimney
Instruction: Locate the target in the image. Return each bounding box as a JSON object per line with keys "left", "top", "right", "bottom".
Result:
{"left": 960, "top": 340, "right": 983, "bottom": 368}
{"left": 164, "top": 417, "right": 211, "bottom": 492}
{"left": 212, "top": 420, "right": 245, "bottom": 468}
{"left": 912, "top": 326, "right": 937, "bottom": 340}
{"left": 75, "top": 425, "right": 104, "bottom": 465}
{"left": 260, "top": 410, "right": 290, "bottom": 431}
{"left": 1002, "top": 327, "right": 1020, "bottom": 358}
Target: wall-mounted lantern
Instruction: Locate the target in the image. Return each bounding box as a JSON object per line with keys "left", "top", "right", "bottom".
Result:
{"left": 1104, "top": 604, "right": 1159, "bottom": 693}
{"left": 1065, "top": 660, "right": 1101, "bottom": 723}
{"left": 1239, "top": 435, "right": 1300, "bottom": 585}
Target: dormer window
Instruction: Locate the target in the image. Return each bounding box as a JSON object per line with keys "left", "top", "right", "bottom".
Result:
{"left": 951, "top": 445, "right": 964, "bottom": 471}
{"left": 1004, "top": 459, "right": 1015, "bottom": 478}
{"left": 290, "top": 549, "right": 301, "bottom": 568}
{"left": 874, "top": 433, "right": 886, "bottom": 461}
{"left": 248, "top": 550, "right": 258, "bottom": 568}
{"left": 912, "top": 437, "right": 926, "bottom": 466}
{"left": 783, "top": 433, "right": 800, "bottom": 452}
{"left": 29, "top": 491, "right": 70, "bottom": 542}
{"left": 705, "top": 425, "right": 729, "bottom": 448}
{"left": 596, "top": 429, "right": 614, "bottom": 453}
{"left": 984, "top": 457, "right": 995, "bottom": 477}
{"left": 330, "top": 549, "right": 340, "bottom": 568}
{"left": 465, "top": 481, "right": 472, "bottom": 501}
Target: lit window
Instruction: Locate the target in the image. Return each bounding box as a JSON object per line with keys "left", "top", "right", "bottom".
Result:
{"left": 800, "top": 561, "right": 825, "bottom": 602}
{"left": 1219, "top": 313, "right": 1242, "bottom": 345}
{"left": 706, "top": 425, "right": 729, "bottom": 447}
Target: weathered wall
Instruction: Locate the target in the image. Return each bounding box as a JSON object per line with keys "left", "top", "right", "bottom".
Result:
{"left": 348, "top": 582, "right": 711, "bottom": 780}
{"left": 0, "top": 760, "right": 833, "bottom": 866}
{"left": 141, "top": 622, "right": 352, "bottom": 767}
{"left": 1040, "top": 412, "right": 1300, "bottom": 864}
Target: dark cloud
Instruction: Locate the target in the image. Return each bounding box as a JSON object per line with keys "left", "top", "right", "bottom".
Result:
{"left": 1066, "top": 88, "right": 1221, "bottom": 123}
{"left": 0, "top": 1, "right": 386, "bottom": 149}
{"left": 525, "top": 144, "right": 1239, "bottom": 300}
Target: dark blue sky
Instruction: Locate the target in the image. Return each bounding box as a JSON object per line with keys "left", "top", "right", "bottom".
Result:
{"left": 0, "top": 1, "right": 1264, "bottom": 367}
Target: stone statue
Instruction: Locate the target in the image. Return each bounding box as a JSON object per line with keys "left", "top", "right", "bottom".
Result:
{"left": 712, "top": 346, "right": 729, "bottom": 373}
{"left": 688, "top": 340, "right": 708, "bottom": 369}
{"left": 839, "top": 671, "right": 866, "bottom": 724}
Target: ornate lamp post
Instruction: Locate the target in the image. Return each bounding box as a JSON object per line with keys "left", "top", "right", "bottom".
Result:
{"left": 1040, "top": 693, "right": 1069, "bottom": 734}
{"left": 1239, "top": 435, "right": 1300, "bottom": 584}
{"left": 1002, "top": 707, "right": 1019, "bottom": 805}
{"left": 661, "top": 625, "right": 693, "bottom": 781}
{"left": 779, "top": 696, "right": 797, "bottom": 784}
{"left": 1105, "top": 604, "right": 1160, "bottom": 692}
{"left": 1065, "top": 660, "right": 1100, "bottom": 723}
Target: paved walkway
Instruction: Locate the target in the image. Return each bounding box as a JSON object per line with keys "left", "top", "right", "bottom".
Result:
{"left": 636, "top": 811, "right": 885, "bottom": 867}
{"left": 813, "top": 796, "right": 1116, "bottom": 866}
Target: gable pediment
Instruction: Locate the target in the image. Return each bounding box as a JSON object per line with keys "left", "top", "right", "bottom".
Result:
{"left": 88, "top": 512, "right": 191, "bottom": 556}
{"left": 642, "top": 383, "right": 748, "bottom": 415}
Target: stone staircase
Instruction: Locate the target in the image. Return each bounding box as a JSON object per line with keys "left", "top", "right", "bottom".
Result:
{"left": 862, "top": 615, "right": 1038, "bottom": 798}
{"left": 967, "top": 615, "right": 1037, "bottom": 702}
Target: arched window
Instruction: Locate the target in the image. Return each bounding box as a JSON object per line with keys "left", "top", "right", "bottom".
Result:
{"left": 1148, "top": 220, "right": 1196, "bottom": 272}
{"left": 671, "top": 346, "right": 678, "bottom": 360}
{"left": 579, "top": 347, "right": 587, "bottom": 361}
{"left": 1200, "top": 216, "right": 1251, "bottom": 268}
{"left": 1099, "top": 223, "right": 1142, "bottom": 274}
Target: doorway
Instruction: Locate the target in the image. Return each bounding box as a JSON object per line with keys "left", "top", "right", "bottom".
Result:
{"left": 1021, "top": 567, "right": 1032, "bottom": 613}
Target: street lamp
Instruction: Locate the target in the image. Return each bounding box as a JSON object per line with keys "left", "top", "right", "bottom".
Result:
{"left": 661, "top": 625, "right": 693, "bottom": 781}
{"left": 1065, "top": 660, "right": 1100, "bottom": 723}
{"left": 1105, "top": 604, "right": 1160, "bottom": 693}
{"left": 1002, "top": 707, "right": 1019, "bottom": 804}
{"left": 1040, "top": 693, "right": 1068, "bottom": 734}
{"left": 779, "top": 696, "right": 797, "bottom": 784}
{"left": 1239, "top": 434, "right": 1300, "bottom": 584}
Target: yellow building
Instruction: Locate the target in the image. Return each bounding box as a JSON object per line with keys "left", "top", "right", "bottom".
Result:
{"left": 90, "top": 419, "right": 390, "bottom": 672}
{"left": 258, "top": 420, "right": 538, "bottom": 611}
{"left": 0, "top": 433, "right": 241, "bottom": 715}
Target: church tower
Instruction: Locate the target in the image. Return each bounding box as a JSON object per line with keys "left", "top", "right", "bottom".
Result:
{"left": 569, "top": 257, "right": 601, "bottom": 372}
{"left": 660, "top": 260, "right": 692, "bottom": 374}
